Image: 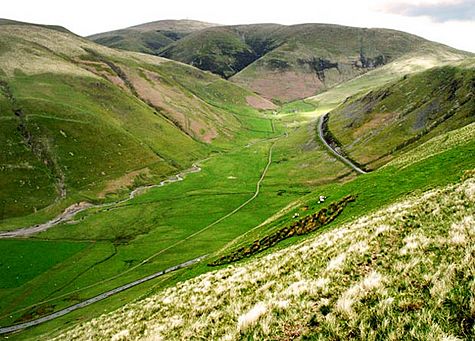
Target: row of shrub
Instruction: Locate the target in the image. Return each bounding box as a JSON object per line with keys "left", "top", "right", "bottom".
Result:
{"left": 209, "top": 195, "right": 356, "bottom": 266}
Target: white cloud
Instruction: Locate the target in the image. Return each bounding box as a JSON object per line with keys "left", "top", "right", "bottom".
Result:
{"left": 383, "top": 0, "right": 475, "bottom": 22}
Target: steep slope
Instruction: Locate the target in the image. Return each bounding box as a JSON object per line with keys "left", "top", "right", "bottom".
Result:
{"left": 52, "top": 169, "right": 475, "bottom": 340}
{"left": 0, "top": 23, "right": 274, "bottom": 222}
{"left": 325, "top": 62, "right": 475, "bottom": 170}
{"left": 159, "top": 24, "right": 282, "bottom": 78}
{"left": 88, "top": 20, "right": 219, "bottom": 55}
{"left": 304, "top": 50, "right": 469, "bottom": 115}
{"left": 231, "top": 25, "right": 470, "bottom": 101}
{"left": 157, "top": 23, "right": 470, "bottom": 101}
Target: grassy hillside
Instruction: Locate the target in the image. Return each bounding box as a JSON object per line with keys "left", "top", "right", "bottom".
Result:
{"left": 0, "top": 23, "right": 274, "bottom": 223}
{"left": 0, "top": 18, "right": 72, "bottom": 34}
{"left": 88, "top": 20, "right": 218, "bottom": 55}
{"left": 159, "top": 24, "right": 282, "bottom": 78}
{"left": 304, "top": 51, "right": 466, "bottom": 115}
{"left": 326, "top": 63, "right": 475, "bottom": 170}
{"left": 161, "top": 24, "right": 470, "bottom": 101}
{"left": 91, "top": 21, "right": 470, "bottom": 102}
{"left": 6, "top": 96, "right": 473, "bottom": 340}
{"left": 2, "top": 19, "right": 474, "bottom": 340}
{"left": 51, "top": 165, "right": 475, "bottom": 339}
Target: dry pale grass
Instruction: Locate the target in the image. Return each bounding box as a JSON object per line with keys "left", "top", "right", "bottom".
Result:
{"left": 0, "top": 24, "right": 168, "bottom": 77}
{"left": 98, "top": 168, "right": 151, "bottom": 198}
{"left": 52, "top": 171, "right": 475, "bottom": 340}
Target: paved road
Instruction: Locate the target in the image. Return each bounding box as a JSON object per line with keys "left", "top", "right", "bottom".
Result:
{"left": 0, "top": 141, "right": 277, "bottom": 334}
{"left": 0, "top": 255, "right": 206, "bottom": 334}
{"left": 0, "top": 165, "right": 201, "bottom": 238}
{"left": 318, "top": 113, "right": 367, "bottom": 175}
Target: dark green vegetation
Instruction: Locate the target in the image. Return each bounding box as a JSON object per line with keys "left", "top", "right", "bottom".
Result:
{"left": 0, "top": 23, "right": 274, "bottom": 223}
{"left": 328, "top": 64, "right": 475, "bottom": 170}
{"left": 88, "top": 19, "right": 218, "bottom": 55}
{"left": 91, "top": 21, "right": 471, "bottom": 101}
{"left": 211, "top": 195, "right": 355, "bottom": 265}
{"left": 0, "top": 240, "right": 88, "bottom": 288}
{"left": 160, "top": 24, "right": 281, "bottom": 79}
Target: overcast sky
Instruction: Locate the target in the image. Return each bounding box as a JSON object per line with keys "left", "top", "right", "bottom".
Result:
{"left": 2, "top": 0, "right": 475, "bottom": 52}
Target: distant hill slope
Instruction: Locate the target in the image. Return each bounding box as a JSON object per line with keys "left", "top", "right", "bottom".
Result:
{"left": 229, "top": 24, "right": 470, "bottom": 102}
{"left": 159, "top": 24, "right": 283, "bottom": 78}
{"left": 0, "top": 22, "right": 274, "bottom": 221}
{"left": 0, "top": 18, "right": 72, "bottom": 33}
{"left": 88, "top": 20, "right": 219, "bottom": 55}
{"left": 326, "top": 62, "right": 475, "bottom": 170}
{"left": 91, "top": 21, "right": 471, "bottom": 102}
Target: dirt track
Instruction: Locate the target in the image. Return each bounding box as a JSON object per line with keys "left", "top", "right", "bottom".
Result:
{"left": 0, "top": 141, "right": 276, "bottom": 333}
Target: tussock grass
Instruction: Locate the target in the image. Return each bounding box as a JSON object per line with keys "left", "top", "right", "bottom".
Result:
{"left": 53, "top": 173, "right": 475, "bottom": 340}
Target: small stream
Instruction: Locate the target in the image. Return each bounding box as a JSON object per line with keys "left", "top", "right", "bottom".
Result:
{"left": 0, "top": 164, "right": 201, "bottom": 238}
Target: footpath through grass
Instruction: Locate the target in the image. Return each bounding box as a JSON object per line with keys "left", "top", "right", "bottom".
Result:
{"left": 4, "top": 112, "right": 475, "bottom": 339}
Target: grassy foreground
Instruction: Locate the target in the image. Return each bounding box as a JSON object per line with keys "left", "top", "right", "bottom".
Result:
{"left": 52, "top": 169, "right": 475, "bottom": 340}
{"left": 6, "top": 110, "right": 471, "bottom": 340}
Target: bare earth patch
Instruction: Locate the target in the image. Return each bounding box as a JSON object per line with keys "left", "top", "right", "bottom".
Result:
{"left": 234, "top": 71, "right": 324, "bottom": 102}
{"left": 128, "top": 68, "right": 218, "bottom": 142}
{"left": 78, "top": 60, "right": 130, "bottom": 92}
{"left": 99, "top": 168, "right": 151, "bottom": 198}
{"left": 245, "top": 96, "right": 277, "bottom": 110}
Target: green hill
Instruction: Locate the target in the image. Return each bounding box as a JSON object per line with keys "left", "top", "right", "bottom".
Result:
{"left": 232, "top": 25, "right": 470, "bottom": 102}
{"left": 0, "top": 18, "right": 72, "bottom": 34}
{"left": 231, "top": 25, "right": 465, "bottom": 99}
{"left": 51, "top": 135, "right": 475, "bottom": 340}
{"left": 325, "top": 62, "right": 475, "bottom": 170}
{"left": 159, "top": 24, "right": 282, "bottom": 79}
{"left": 0, "top": 22, "right": 274, "bottom": 222}
{"left": 92, "top": 22, "right": 471, "bottom": 102}
{"left": 88, "top": 20, "right": 218, "bottom": 55}
{"left": 1, "top": 18, "right": 475, "bottom": 341}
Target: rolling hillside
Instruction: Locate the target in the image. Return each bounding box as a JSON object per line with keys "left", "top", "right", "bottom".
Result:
{"left": 1, "top": 16, "right": 474, "bottom": 341}
{"left": 325, "top": 62, "right": 475, "bottom": 170}
{"left": 0, "top": 22, "right": 274, "bottom": 222}
{"left": 52, "top": 139, "right": 475, "bottom": 340}
{"left": 88, "top": 19, "right": 219, "bottom": 55}
{"left": 92, "top": 22, "right": 471, "bottom": 102}
{"left": 230, "top": 24, "right": 469, "bottom": 101}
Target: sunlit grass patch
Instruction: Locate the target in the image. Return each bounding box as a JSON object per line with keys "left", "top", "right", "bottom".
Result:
{"left": 53, "top": 172, "right": 475, "bottom": 340}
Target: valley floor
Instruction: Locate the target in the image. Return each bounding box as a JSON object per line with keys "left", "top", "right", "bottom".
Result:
{"left": 53, "top": 170, "right": 475, "bottom": 340}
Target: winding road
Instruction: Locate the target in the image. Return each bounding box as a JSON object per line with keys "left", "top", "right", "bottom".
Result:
{"left": 0, "top": 164, "right": 201, "bottom": 238}
{"left": 318, "top": 113, "right": 367, "bottom": 175}
{"left": 0, "top": 255, "right": 206, "bottom": 335}
{"left": 0, "top": 141, "right": 276, "bottom": 333}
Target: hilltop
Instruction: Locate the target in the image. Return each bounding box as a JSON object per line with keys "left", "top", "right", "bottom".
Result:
{"left": 91, "top": 21, "right": 471, "bottom": 101}
{"left": 88, "top": 19, "right": 219, "bottom": 55}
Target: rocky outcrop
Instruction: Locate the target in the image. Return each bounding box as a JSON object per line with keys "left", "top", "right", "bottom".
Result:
{"left": 298, "top": 57, "right": 339, "bottom": 81}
